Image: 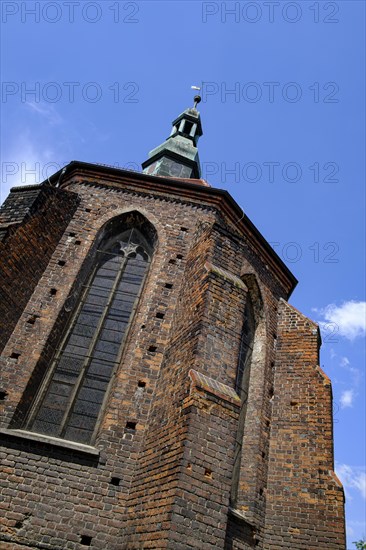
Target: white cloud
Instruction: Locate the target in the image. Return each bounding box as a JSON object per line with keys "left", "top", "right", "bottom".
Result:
{"left": 318, "top": 301, "right": 366, "bottom": 341}
{"left": 340, "top": 356, "right": 350, "bottom": 367}
{"left": 339, "top": 358, "right": 361, "bottom": 386}
{"left": 340, "top": 389, "right": 354, "bottom": 408}
{"left": 336, "top": 463, "right": 366, "bottom": 500}
{"left": 1, "top": 130, "right": 67, "bottom": 203}
{"left": 25, "top": 101, "right": 63, "bottom": 125}
{"left": 330, "top": 348, "right": 337, "bottom": 359}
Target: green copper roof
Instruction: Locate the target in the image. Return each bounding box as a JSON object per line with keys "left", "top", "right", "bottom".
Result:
{"left": 142, "top": 106, "right": 203, "bottom": 179}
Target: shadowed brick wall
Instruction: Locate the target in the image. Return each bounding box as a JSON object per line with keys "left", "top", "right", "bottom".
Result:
{"left": 0, "top": 185, "right": 79, "bottom": 353}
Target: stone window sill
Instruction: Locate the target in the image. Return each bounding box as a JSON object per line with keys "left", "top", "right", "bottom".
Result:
{"left": 0, "top": 428, "right": 100, "bottom": 457}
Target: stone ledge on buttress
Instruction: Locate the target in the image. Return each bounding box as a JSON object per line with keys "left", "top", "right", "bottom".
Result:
{"left": 204, "top": 261, "right": 248, "bottom": 291}
{"left": 188, "top": 369, "right": 241, "bottom": 407}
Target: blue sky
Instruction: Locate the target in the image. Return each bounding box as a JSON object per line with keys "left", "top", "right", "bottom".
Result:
{"left": 1, "top": 1, "right": 365, "bottom": 546}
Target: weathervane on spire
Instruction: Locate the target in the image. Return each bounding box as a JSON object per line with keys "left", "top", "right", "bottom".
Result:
{"left": 191, "top": 85, "right": 202, "bottom": 108}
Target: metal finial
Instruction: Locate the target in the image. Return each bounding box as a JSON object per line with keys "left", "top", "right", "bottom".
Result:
{"left": 191, "top": 85, "right": 202, "bottom": 108}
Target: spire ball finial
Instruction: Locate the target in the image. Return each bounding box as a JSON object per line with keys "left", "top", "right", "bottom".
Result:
{"left": 193, "top": 95, "right": 201, "bottom": 108}
{"left": 191, "top": 85, "right": 202, "bottom": 108}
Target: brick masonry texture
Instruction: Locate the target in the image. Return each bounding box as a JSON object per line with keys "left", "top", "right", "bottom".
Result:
{"left": 0, "top": 165, "right": 345, "bottom": 549}
{"left": 0, "top": 185, "right": 79, "bottom": 354}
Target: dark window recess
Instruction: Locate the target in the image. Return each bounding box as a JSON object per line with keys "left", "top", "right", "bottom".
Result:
{"left": 156, "top": 312, "right": 164, "bottom": 319}
{"left": 10, "top": 352, "right": 20, "bottom": 360}
{"left": 85, "top": 208, "right": 91, "bottom": 212}
{"left": 58, "top": 260, "right": 66, "bottom": 266}
{"left": 176, "top": 254, "right": 183, "bottom": 260}
{"left": 235, "top": 296, "right": 255, "bottom": 394}
{"left": 0, "top": 390, "right": 8, "bottom": 400}
{"left": 138, "top": 380, "right": 146, "bottom": 388}
{"left": 27, "top": 227, "right": 152, "bottom": 445}
{"left": 110, "top": 477, "right": 121, "bottom": 486}
{"left": 126, "top": 421, "right": 136, "bottom": 430}
{"left": 50, "top": 288, "right": 57, "bottom": 296}
{"left": 80, "top": 535, "right": 92, "bottom": 546}
{"left": 75, "top": 240, "right": 81, "bottom": 246}
{"left": 184, "top": 121, "right": 194, "bottom": 135}
{"left": 231, "top": 295, "right": 257, "bottom": 507}
{"left": 180, "top": 227, "right": 188, "bottom": 232}
{"left": 69, "top": 232, "right": 76, "bottom": 237}
{"left": 148, "top": 345, "right": 157, "bottom": 353}
{"left": 168, "top": 259, "right": 176, "bottom": 265}
{"left": 165, "top": 283, "right": 173, "bottom": 289}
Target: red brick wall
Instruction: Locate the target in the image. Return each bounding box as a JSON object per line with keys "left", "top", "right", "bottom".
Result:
{"left": 263, "top": 299, "right": 345, "bottom": 549}
{"left": 0, "top": 170, "right": 345, "bottom": 549}
{"left": 0, "top": 185, "right": 79, "bottom": 353}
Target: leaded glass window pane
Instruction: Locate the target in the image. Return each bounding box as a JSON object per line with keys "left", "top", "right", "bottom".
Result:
{"left": 29, "top": 228, "right": 151, "bottom": 444}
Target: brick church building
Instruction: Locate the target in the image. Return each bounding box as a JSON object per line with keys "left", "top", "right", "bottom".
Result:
{"left": 0, "top": 97, "right": 345, "bottom": 549}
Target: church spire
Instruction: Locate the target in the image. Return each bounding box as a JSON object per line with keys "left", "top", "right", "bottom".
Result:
{"left": 142, "top": 90, "right": 203, "bottom": 179}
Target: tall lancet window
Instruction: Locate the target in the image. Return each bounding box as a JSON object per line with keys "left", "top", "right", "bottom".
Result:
{"left": 231, "top": 294, "right": 256, "bottom": 506}
{"left": 27, "top": 227, "right": 152, "bottom": 445}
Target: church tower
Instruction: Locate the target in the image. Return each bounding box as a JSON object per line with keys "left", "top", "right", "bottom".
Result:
{"left": 0, "top": 96, "right": 345, "bottom": 549}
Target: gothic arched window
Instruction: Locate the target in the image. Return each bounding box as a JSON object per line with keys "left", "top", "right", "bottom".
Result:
{"left": 27, "top": 226, "right": 152, "bottom": 445}
{"left": 231, "top": 294, "right": 256, "bottom": 506}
